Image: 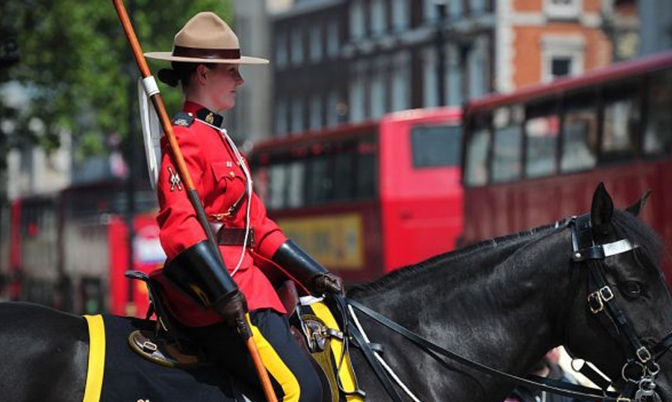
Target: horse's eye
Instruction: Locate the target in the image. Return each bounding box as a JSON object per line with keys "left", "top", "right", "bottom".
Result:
{"left": 622, "top": 281, "right": 643, "bottom": 297}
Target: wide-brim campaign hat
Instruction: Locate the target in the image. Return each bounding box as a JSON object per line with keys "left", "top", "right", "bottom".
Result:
{"left": 145, "top": 12, "right": 268, "bottom": 65}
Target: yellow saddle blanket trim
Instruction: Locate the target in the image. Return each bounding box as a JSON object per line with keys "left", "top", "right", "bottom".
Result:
{"left": 309, "top": 302, "right": 364, "bottom": 402}
{"left": 83, "top": 315, "right": 106, "bottom": 402}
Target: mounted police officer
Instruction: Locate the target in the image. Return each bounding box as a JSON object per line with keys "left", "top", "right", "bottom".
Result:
{"left": 145, "top": 12, "right": 344, "bottom": 402}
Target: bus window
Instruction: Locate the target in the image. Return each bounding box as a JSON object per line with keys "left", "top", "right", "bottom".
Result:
{"left": 561, "top": 92, "right": 598, "bottom": 173}
{"left": 356, "top": 141, "right": 377, "bottom": 199}
{"left": 492, "top": 106, "right": 523, "bottom": 183}
{"left": 525, "top": 102, "right": 559, "bottom": 179}
{"left": 286, "top": 160, "right": 305, "bottom": 208}
{"left": 601, "top": 81, "right": 640, "bottom": 162}
{"left": 307, "top": 155, "right": 332, "bottom": 205}
{"left": 645, "top": 69, "right": 672, "bottom": 157}
{"left": 268, "top": 164, "right": 288, "bottom": 210}
{"left": 464, "top": 114, "right": 491, "bottom": 186}
{"left": 333, "top": 151, "right": 355, "bottom": 201}
{"left": 252, "top": 167, "right": 270, "bottom": 205}
{"left": 411, "top": 125, "right": 462, "bottom": 168}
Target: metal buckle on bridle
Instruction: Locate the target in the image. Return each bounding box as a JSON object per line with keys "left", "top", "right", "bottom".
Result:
{"left": 587, "top": 286, "right": 613, "bottom": 315}
{"left": 636, "top": 346, "right": 652, "bottom": 364}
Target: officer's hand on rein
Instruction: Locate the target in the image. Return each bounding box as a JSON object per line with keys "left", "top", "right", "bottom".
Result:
{"left": 312, "top": 273, "right": 345, "bottom": 295}
{"left": 214, "top": 290, "right": 249, "bottom": 330}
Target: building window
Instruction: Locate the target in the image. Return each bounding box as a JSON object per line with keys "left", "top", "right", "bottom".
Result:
{"left": 309, "top": 25, "right": 323, "bottom": 63}
{"left": 291, "top": 28, "right": 304, "bottom": 65}
{"left": 370, "top": 58, "right": 387, "bottom": 118}
{"left": 422, "top": 48, "right": 438, "bottom": 108}
{"left": 276, "top": 31, "right": 288, "bottom": 68}
{"left": 447, "top": 0, "right": 463, "bottom": 18}
{"left": 371, "top": 0, "right": 386, "bottom": 36}
{"left": 423, "top": 0, "right": 439, "bottom": 22}
{"left": 349, "top": 63, "right": 366, "bottom": 122}
{"left": 469, "top": 0, "right": 486, "bottom": 15}
{"left": 468, "top": 37, "right": 489, "bottom": 99}
{"left": 541, "top": 35, "right": 584, "bottom": 82}
{"left": 275, "top": 98, "right": 288, "bottom": 137}
{"left": 391, "top": 52, "right": 410, "bottom": 112}
{"left": 551, "top": 57, "right": 572, "bottom": 77}
{"left": 309, "top": 94, "right": 323, "bottom": 130}
{"left": 545, "top": 0, "right": 581, "bottom": 19}
{"left": 391, "top": 0, "right": 409, "bottom": 31}
{"left": 291, "top": 97, "right": 304, "bottom": 133}
{"left": 447, "top": 44, "right": 463, "bottom": 106}
{"left": 327, "top": 21, "right": 340, "bottom": 58}
{"left": 350, "top": 0, "right": 365, "bottom": 40}
{"left": 326, "top": 90, "right": 340, "bottom": 127}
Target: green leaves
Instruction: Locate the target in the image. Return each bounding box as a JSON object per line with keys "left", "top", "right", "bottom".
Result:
{"left": 0, "top": 0, "right": 232, "bottom": 161}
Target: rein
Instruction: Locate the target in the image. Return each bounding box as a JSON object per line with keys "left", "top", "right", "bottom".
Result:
{"left": 345, "top": 298, "right": 621, "bottom": 402}
{"left": 338, "top": 214, "right": 672, "bottom": 402}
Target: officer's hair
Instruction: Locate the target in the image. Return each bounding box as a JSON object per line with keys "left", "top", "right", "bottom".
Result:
{"left": 158, "top": 62, "right": 215, "bottom": 88}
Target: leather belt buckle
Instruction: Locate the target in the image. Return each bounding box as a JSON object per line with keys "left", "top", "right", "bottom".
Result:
{"left": 217, "top": 228, "right": 255, "bottom": 248}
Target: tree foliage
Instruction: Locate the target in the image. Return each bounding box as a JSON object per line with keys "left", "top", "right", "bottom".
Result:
{"left": 0, "top": 0, "right": 233, "bottom": 165}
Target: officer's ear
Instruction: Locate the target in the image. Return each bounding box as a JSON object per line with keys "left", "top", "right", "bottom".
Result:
{"left": 195, "top": 64, "right": 209, "bottom": 86}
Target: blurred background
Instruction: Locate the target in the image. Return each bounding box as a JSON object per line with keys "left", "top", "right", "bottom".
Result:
{"left": 0, "top": 0, "right": 671, "bottom": 318}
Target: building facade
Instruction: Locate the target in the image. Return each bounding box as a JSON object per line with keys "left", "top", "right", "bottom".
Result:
{"left": 249, "top": 0, "right": 633, "bottom": 139}
{"left": 270, "top": 0, "right": 496, "bottom": 136}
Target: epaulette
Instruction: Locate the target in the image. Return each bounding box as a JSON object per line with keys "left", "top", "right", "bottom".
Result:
{"left": 172, "top": 112, "right": 195, "bottom": 127}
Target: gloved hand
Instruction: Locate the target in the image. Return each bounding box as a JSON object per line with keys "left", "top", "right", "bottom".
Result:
{"left": 214, "top": 290, "right": 249, "bottom": 330}
{"left": 312, "top": 273, "right": 345, "bottom": 295}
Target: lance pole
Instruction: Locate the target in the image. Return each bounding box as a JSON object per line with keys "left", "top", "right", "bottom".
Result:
{"left": 111, "top": 2, "right": 278, "bottom": 401}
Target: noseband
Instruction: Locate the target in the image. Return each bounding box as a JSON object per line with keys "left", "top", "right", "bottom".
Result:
{"left": 570, "top": 214, "right": 672, "bottom": 401}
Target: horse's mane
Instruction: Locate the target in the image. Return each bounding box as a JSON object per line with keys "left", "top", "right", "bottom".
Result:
{"left": 350, "top": 210, "right": 666, "bottom": 297}
{"left": 349, "top": 219, "right": 569, "bottom": 296}
{"left": 612, "top": 209, "right": 666, "bottom": 264}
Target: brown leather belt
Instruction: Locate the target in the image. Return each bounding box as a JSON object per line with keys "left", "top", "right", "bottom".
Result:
{"left": 217, "top": 227, "right": 255, "bottom": 248}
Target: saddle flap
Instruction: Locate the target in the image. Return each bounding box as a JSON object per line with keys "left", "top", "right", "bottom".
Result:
{"left": 295, "top": 300, "right": 365, "bottom": 401}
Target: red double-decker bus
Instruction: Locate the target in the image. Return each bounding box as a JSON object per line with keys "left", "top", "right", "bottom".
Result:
{"left": 461, "top": 50, "right": 672, "bottom": 283}
{"left": 0, "top": 180, "right": 164, "bottom": 316}
{"left": 250, "top": 107, "right": 463, "bottom": 283}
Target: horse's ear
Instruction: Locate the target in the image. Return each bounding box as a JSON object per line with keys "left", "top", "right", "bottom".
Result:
{"left": 591, "top": 182, "right": 614, "bottom": 234}
{"left": 625, "top": 189, "right": 652, "bottom": 217}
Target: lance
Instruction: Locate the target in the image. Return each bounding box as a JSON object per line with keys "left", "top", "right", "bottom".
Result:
{"left": 111, "top": 2, "right": 278, "bottom": 401}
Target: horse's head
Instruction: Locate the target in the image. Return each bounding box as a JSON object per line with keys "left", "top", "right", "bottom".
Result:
{"left": 564, "top": 183, "right": 672, "bottom": 402}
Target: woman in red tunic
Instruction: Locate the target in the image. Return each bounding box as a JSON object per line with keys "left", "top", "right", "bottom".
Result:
{"left": 146, "top": 12, "right": 343, "bottom": 402}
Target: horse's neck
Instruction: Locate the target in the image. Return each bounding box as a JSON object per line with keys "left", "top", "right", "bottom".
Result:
{"left": 356, "top": 229, "right": 574, "bottom": 380}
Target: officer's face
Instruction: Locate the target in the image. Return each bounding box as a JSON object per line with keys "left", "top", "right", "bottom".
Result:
{"left": 205, "top": 64, "right": 244, "bottom": 112}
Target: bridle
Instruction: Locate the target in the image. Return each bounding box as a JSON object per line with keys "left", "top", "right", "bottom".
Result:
{"left": 569, "top": 213, "right": 672, "bottom": 401}
{"left": 337, "top": 213, "right": 672, "bottom": 402}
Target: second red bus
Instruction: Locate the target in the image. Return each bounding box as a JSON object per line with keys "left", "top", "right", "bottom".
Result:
{"left": 250, "top": 107, "right": 463, "bottom": 283}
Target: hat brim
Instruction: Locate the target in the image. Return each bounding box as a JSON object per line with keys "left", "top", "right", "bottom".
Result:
{"left": 145, "top": 51, "right": 269, "bottom": 65}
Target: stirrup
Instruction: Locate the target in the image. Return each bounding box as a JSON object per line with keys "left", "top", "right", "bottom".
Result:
{"left": 128, "top": 329, "right": 208, "bottom": 369}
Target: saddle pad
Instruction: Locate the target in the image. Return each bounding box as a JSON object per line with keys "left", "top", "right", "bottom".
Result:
{"left": 299, "top": 301, "right": 364, "bottom": 402}
{"left": 84, "top": 314, "right": 239, "bottom": 402}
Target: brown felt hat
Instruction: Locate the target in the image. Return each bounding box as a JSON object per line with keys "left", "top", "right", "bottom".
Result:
{"left": 145, "top": 12, "right": 268, "bottom": 65}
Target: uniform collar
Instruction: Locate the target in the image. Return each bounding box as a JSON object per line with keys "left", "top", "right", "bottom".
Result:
{"left": 183, "top": 101, "right": 224, "bottom": 128}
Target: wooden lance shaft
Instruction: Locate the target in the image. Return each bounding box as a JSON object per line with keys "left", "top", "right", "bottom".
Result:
{"left": 111, "top": 2, "right": 278, "bottom": 401}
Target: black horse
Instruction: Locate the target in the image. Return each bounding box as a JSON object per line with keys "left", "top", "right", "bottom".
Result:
{"left": 1, "top": 183, "right": 672, "bottom": 402}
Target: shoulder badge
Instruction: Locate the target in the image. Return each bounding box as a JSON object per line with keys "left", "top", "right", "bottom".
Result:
{"left": 172, "top": 112, "right": 195, "bottom": 128}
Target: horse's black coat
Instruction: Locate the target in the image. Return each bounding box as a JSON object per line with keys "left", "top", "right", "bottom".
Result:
{"left": 1, "top": 185, "right": 671, "bottom": 402}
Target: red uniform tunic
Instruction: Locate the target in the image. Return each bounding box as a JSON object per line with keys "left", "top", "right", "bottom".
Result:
{"left": 153, "top": 101, "right": 288, "bottom": 327}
